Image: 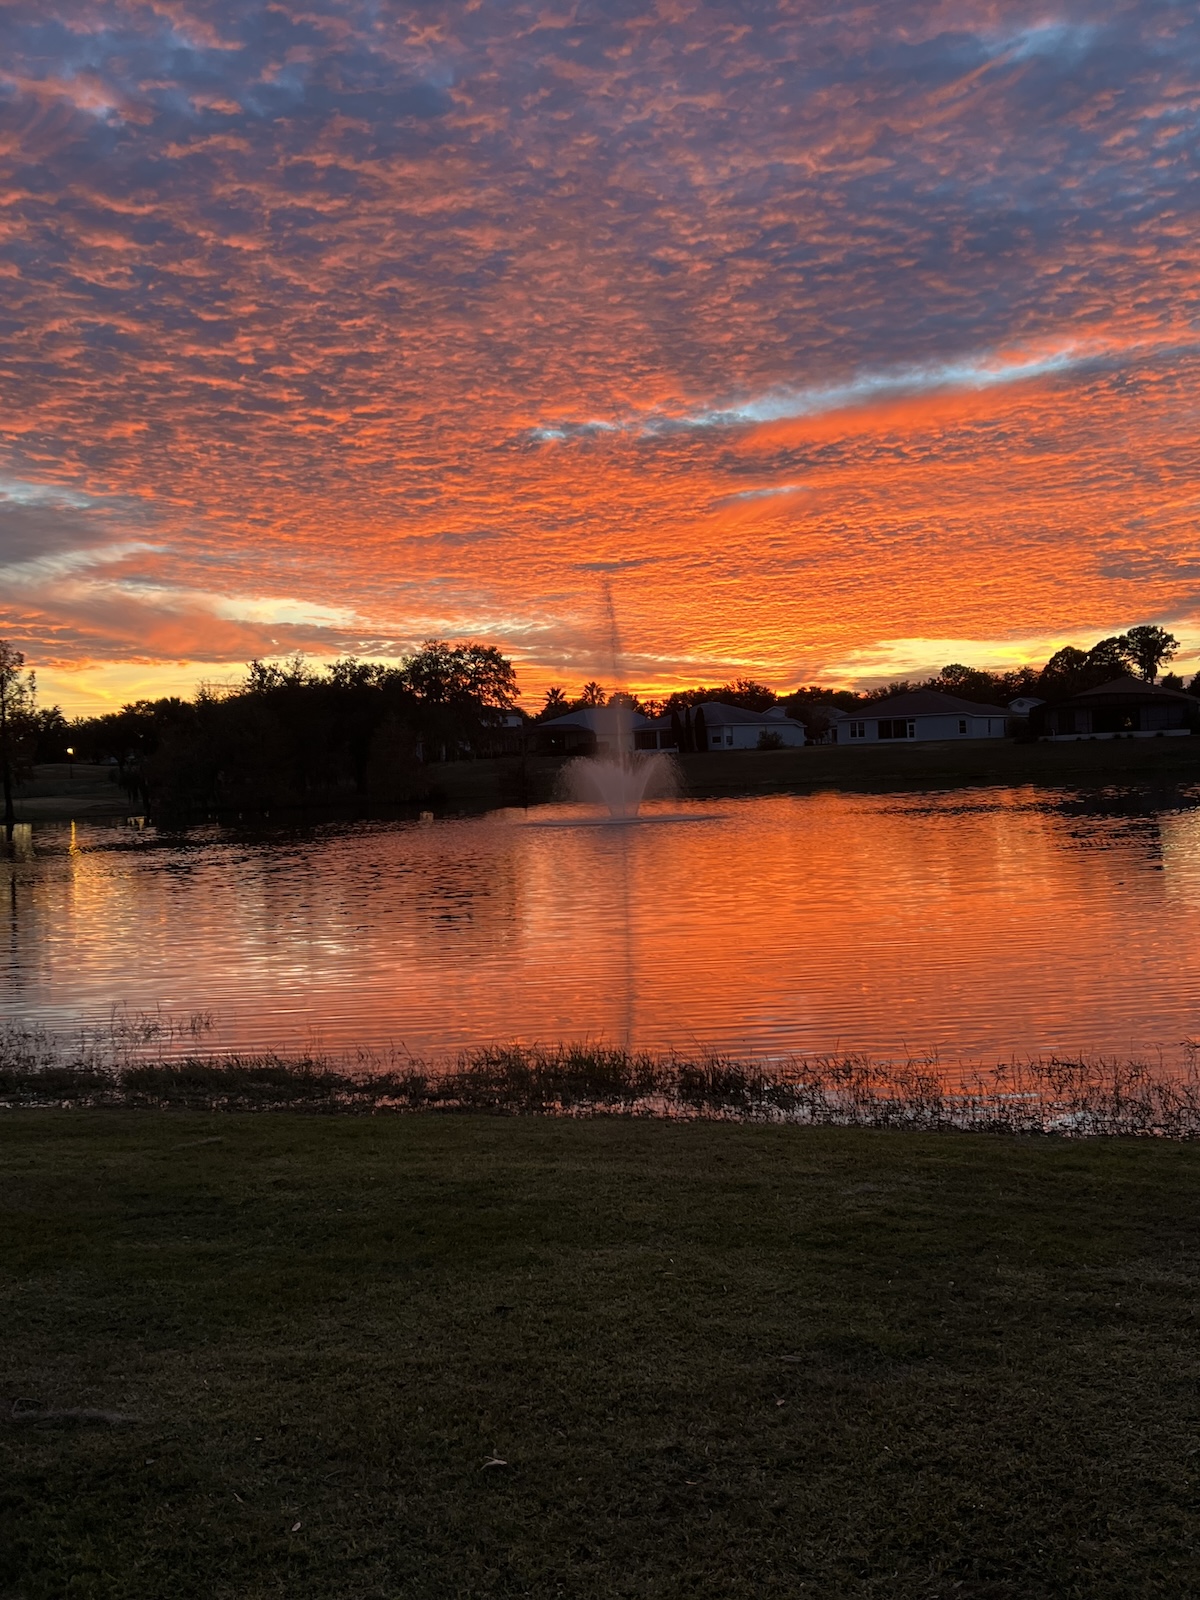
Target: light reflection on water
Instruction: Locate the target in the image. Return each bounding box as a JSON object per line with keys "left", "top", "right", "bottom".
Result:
{"left": 4, "top": 787, "right": 1200, "bottom": 1065}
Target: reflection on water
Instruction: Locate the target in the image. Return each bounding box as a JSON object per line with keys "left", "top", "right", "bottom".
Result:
{"left": 4, "top": 787, "right": 1200, "bottom": 1064}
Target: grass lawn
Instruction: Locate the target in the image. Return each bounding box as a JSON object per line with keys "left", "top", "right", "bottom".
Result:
{"left": 2, "top": 1115, "right": 1198, "bottom": 1599}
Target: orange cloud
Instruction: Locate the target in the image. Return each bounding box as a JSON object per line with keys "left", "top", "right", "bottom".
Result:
{"left": 0, "top": 1, "right": 1198, "bottom": 704}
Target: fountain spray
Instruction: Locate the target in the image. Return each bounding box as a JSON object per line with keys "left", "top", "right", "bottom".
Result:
{"left": 561, "top": 578, "right": 678, "bottom": 819}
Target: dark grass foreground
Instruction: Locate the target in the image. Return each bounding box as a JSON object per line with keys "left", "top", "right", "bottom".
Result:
{"left": 1, "top": 1115, "right": 1199, "bottom": 1599}
{"left": 4, "top": 1024, "right": 1200, "bottom": 1136}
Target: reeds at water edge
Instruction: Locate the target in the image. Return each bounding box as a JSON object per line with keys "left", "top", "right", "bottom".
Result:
{"left": 3, "top": 1018, "right": 1199, "bottom": 1137}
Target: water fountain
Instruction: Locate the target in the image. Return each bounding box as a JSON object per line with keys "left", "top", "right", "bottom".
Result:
{"left": 559, "top": 581, "right": 678, "bottom": 820}
{"left": 561, "top": 705, "right": 676, "bottom": 819}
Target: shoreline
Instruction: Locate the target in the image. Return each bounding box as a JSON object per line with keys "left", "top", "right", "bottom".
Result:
{"left": 12, "top": 736, "right": 1200, "bottom": 823}
{"left": 4, "top": 1037, "right": 1198, "bottom": 1137}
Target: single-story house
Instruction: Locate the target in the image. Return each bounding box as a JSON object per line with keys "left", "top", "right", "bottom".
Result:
{"left": 1036, "top": 676, "right": 1199, "bottom": 740}
{"left": 689, "top": 702, "right": 806, "bottom": 750}
{"left": 533, "top": 705, "right": 658, "bottom": 756}
{"left": 534, "top": 701, "right": 807, "bottom": 754}
{"left": 841, "top": 689, "right": 1009, "bottom": 744}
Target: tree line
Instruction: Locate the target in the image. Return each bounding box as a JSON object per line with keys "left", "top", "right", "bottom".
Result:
{"left": 1, "top": 622, "right": 1196, "bottom": 821}
{"left": 534, "top": 625, "right": 1196, "bottom": 737}
{"left": 3, "top": 641, "right": 518, "bottom": 814}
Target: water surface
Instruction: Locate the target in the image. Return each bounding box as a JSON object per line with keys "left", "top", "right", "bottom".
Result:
{"left": 5, "top": 787, "right": 1200, "bottom": 1065}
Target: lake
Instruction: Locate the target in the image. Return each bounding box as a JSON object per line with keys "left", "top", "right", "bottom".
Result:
{"left": 5, "top": 786, "right": 1200, "bottom": 1067}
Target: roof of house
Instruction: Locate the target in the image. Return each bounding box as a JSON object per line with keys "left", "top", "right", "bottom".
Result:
{"left": 539, "top": 707, "right": 653, "bottom": 732}
{"left": 861, "top": 689, "right": 1010, "bottom": 719}
{"left": 694, "top": 700, "right": 805, "bottom": 726}
{"left": 1071, "top": 675, "right": 1195, "bottom": 703}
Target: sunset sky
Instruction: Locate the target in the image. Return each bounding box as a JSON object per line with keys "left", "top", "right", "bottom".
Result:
{"left": 2, "top": 0, "right": 1199, "bottom": 715}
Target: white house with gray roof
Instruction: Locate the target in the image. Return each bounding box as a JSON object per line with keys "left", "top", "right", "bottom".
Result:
{"left": 840, "top": 689, "right": 1009, "bottom": 744}
{"left": 691, "top": 702, "right": 806, "bottom": 749}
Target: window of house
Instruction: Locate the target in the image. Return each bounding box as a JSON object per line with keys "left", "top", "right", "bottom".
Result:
{"left": 848, "top": 720, "right": 866, "bottom": 738}
{"left": 959, "top": 719, "right": 967, "bottom": 734}
{"left": 878, "top": 718, "right": 915, "bottom": 740}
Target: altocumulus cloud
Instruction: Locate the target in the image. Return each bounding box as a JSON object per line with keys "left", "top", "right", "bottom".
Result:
{"left": 528, "top": 343, "right": 1104, "bottom": 443}
{"left": 1, "top": 0, "right": 1200, "bottom": 693}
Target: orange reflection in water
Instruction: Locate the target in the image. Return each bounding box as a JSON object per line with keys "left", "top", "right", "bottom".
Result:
{"left": 5, "top": 790, "right": 1200, "bottom": 1067}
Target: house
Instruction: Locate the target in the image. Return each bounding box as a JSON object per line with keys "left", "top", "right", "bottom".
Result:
{"left": 841, "top": 689, "right": 1009, "bottom": 744}
{"left": 533, "top": 705, "right": 661, "bottom": 756}
{"left": 534, "top": 700, "right": 806, "bottom": 755}
{"left": 1037, "top": 676, "right": 1199, "bottom": 740}
{"left": 690, "top": 701, "right": 806, "bottom": 750}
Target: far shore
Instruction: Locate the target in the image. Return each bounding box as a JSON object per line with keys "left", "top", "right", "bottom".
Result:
{"left": 12, "top": 736, "right": 1200, "bottom": 823}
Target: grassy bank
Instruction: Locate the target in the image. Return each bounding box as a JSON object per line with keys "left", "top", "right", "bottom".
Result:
{"left": 674, "top": 732, "right": 1200, "bottom": 798}
{"left": 387, "top": 737, "right": 1200, "bottom": 811}
{"left": 10, "top": 762, "right": 130, "bottom": 821}
{"left": 6, "top": 1035, "right": 1200, "bottom": 1136}
{"left": 2, "top": 1114, "right": 1198, "bottom": 1598}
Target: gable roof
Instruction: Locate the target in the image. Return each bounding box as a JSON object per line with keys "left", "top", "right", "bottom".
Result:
{"left": 862, "top": 689, "right": 1010, "bottom": 718}
{"left": 695, "top": 700, "right": 805, "bottom": 726}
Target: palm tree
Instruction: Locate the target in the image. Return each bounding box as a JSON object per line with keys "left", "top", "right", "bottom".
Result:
{"left": 539, "top": 686, "right": 569, "bottom": 719}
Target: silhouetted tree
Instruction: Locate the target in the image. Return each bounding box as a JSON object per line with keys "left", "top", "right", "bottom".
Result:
{"left": 693, "top": 705, "right": 709, "bottom": 750}
{"left": 929, "top": 663, "right": 1039, "bottom": 704}
{"left": 29, "top": 705, "right": 69, "bottom": 761}
{"left": 779, "top": 685, "right": 863, "bottom": 715}
{"left": 70, "top": 640, "right": 521, "bottom": 813}
{"left": 538, "top": 686, "right": 569, "bottom": 720}
{"left": 398, "top": 640, "right": 519, "bottom": 761}
{"left": 400, "top": 640, "right": 517, "bottom": 711}
{"left": 800, "top": 707, "right": 831, "bottom": 742}
{"left": 723, "top": 678, "right": 777, "bottom": 711}
{"left": 607, "top": 690, "right": 644, "bottom": 713}
{"left": 244, "top": 653, "right": 318, "bottom": 693}
{"left": 1086, "top": 635, "right": 1135, "bottom": 677}
{"left": 0, "top": 641, "right": 36, "bottom": 830}
{"left": 662, "top": 678, "right": 777, "bottom": 713}
{"left": 670, "top": 708, "right": 684, "bottom": 750}
{"left": 865, "top": 680, "right": 918, "bottom": 700}
{"left": 579, "top": 681, "right": 607, "bottom": 707}
{"left": 1038, "top": 647, "right": 1092, "bottom": 699}
{"left": 1123, "top": 625, "right": 1178, "bottom": 683}
{"left": 683, "top": 707, "right": 695, "bottom": 753}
